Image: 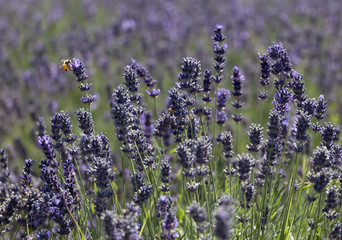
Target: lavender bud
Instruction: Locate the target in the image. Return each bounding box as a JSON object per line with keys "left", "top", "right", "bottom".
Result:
{"left": 323, "top": 186, "right": 339, "bottom": 221}
{"left": 241, "top": 183, "right": 256, "bottom": 209}
{"left": 161, "top": 210, "right": 179, "bottom": 240}
{"left": 178, "top": 57, "right": 202, "bottom": 94}
{"left": 216, "top": 110, "right": 228, "bottom": 125}
{"left": 156, "top": 195, "right": 172, "bottom": 219}
{"left": 310, "top": 146, "right": 330, "bottom": 173}
{"left": 258, "top": 53, "right": 271, "bottom": 87}
{"left": 0, "top": 147, "right": 9, "bottom": 180}
{"left": 75, "top": 108, "right": 94, "bottom": 135}
{"left": 212, "top": 24, "right": 226, "bottom": 42}
{"left": 146, "top": 88, "right": 160, "bottom": 98}
{"left": 231, "top": 66, "right": 244, "bottom": 97}
{"left": 315, "top": 95, "right": 328, "bottom": 121}
{"left": 217, "top": 131, "right": 233, "bottom": 159}
{"left": 187, "top": 202, "right": 208, "bottom": 233}
{"left": 78, "top": 83, "right": 92, "bottom": 92}
{"left": 290, "top": 71, "right": 306, "bottom": 106}
{"left": 267, "top": 42, "right": 284, "bottom": 61}
{"left": 20, "top": 158, "right": 35, "bottom": 191}
{"left": 123, "top": 65, "right": 140, "bottom": 93}
{"left": 301, "top": 98, "right": 316, "bottom": 116}
{"left": 160, "top": 160, "right": 171, "bottom": 191}
{"left": 203, "top": 69, "right": 213, "bottom": 92}
{"left": 246, "top": 124, "right": 263, "bottom": 153}
{"left": 308, "top": 168, "right": 331, "bottom": 193}
{"left": 38, "top": 135, "right": 56, "bottom": 162}
{"left": 71, "top": 58, "right": 88, "bottom": 82}
{"left": 176, "top": 140, "right": 194, "bottom": 169}
{"left": 217, "top": 89, "right": 231, "bottom": 110}
{"left": 294, "top": 110, "right": 311, "bottom": 143}
{"left": 321, "top": 122, "right": 340, "bottom": 149}
{"left": 213, "top": 194, "right": 233, "bottom": 240}
{"left": 232, "top": 153, "right": 255, "bottom": 182}
{"left": 80, "top": 94, "right": 96, "bottom": 104}
{"left": 186, "top": 182, "right": 200, "bottom": 192}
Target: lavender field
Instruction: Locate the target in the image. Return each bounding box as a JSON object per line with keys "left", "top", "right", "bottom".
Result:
{"left": 1, "top": 0, "right": 342, "bottom": 239}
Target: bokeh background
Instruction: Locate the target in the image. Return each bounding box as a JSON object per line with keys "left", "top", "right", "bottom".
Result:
{"left": 1, "top": 0, "right": 342, "bottom": 172}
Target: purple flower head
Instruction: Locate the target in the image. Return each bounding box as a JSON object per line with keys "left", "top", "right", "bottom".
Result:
{"left": 80, "top": 94, "right": 96, "bottom": 104}
{"left": 0, "top": 147, "right": 9, "bottom": 180}
{"left": 71, "top": 58, "right": 88, "bottom": 82}
{"left": 140, "top": 111, "right": 154, "bottom": 142}
{"left": 212, "top": 24, "right": 226, "bottom": 42}
{"left": 233, "top": 153, "right": 255, "bottom": 182}
{"left": 202, "top": 69, "right": 213, "bottom": 92}
{"left": 193, "top": 136, "right": 212, "bottom": 165}
{"left": 162, "top": 210, "right": 179, "bottom": 230}
{"left": 217, "top": 131, "right": 233, "bottom": 159}
{"left": 294, "top": 110, "right": 311, "bottom": 145}
{"left": 217, "top": 89, "right": 231, "bottom": 110}
{"left": 20, "top": 158, "right": 35, "bottom": 190}
{"left": 267, "top": 42, "right": 284, "bottom": 60}
{"left": 160, "top": 160, "right": 172, "bottom": 191}
{"left": 178, "top": 57, "right": 202, "bottom": 94}
{"left": 272, "top": 87, "right": 292, "bottom": 115}
{"left": 267, "top": 110, "right": 281, "bottom": 141}
{"left": 131, "top": 58, "right": 147, "bottom": 78}
{"left": 214, "top": 194, "right": 233, "bottom": 239}
{"left": 301, "top": 98, "right": 317, "bottom": 116}
{"left": 321, "top": 122, "right": 339, "bottom": 148}
{"left": 280, "top": 50, "right": 292, "bottom": 72}
{"left": 258, "top": 53, "right": 271, "bottom": 86}
{"left": 78, "top": 83, "right": 92, "bottom": 92}
{"left": 75, "top": 108, "right": 94, "bottom": 135}
{"left": 187, "top": 201, "right": 207, "bottom": 224}
{"left": 156, "top": 195, "right": 172, "bottom": 218}
{"left": 315, "top": 95, "right": 328, "bottom": 121}
{"left": 308, "top": 168, "right": 331, "bottom": 193}
{"left": 38, "top": 135, "right": 56, "bottom": 161}
{"left": 123, "top": 65, "right": 140, "bottom": 93}
{"left": 231, "top": 66, "right": 244, "bottom": 97}
{"left": 216, "top": 110, "right": 228, "bottom": 125}
{"left": 247, "top": 124, "right": 263, "bottom": 153}
{"left": 176, "top": 140, "right": 194, "bottom": 169}
{"left": 214, "top": 42, "right": 228, "bottom": 55}
{"left": 146, "top": 88, "right": 160, "bottom": 98}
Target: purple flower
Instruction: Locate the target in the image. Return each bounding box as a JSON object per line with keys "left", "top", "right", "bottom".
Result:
{"left": 216, "top": 110, "right": 228, "bottom": 125}
{"left": 315, "top": 95, "right": 328, "bottom": 121}
{"left": 217, "top": 89, "right": 231, "bottom": 110}
{"left": 123, "top": 65, "right": 140, "bottom": 93}
{"left": 38, "top": 135, "right": 56, "bottom": 161}
{"left": 80, "top": 94, "right": 96, "bottom": 104}
{"left": 258, "top": 53, "right": 271, "bottom": 87}
{"left": 267, "top": 42, "right": 284, "bottom": 61}
{"left": 146, "top": 88, "right": 160, "bottom": 98}
{"left": 246, "top": 124, "right": 263, "bottom": 153}
{"left": 177, "top": 57, "right": 202, "bottom": 94}
{"left": 71, "top": 58, "right": 88, "bottom": 82}
{"left": 212, "top": 24, "right": 226, "bottom": 42}
{"left": 75, "top": 108, "right": 94, "bottom": 135}
{"left": 217, "top": 131, "right": 233, "bottom": 159}
{"left": 20, "top": 158, "right": 35, "bottom": 190}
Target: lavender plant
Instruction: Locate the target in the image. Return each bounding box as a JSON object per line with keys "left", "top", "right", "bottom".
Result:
{"left": 1, "top": 24, "right": 342, "bottom": 240}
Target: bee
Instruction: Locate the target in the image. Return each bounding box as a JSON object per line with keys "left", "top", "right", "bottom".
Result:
{"left": 59, "top": 59, "right": 73, "bottom": 71}
{"left": 168, "top": 108, "right": 173, "bottom": 115}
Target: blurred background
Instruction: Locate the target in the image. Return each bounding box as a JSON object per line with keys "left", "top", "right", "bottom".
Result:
{"left": 1, "top": 0, "right": 342, "bottom": 171}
